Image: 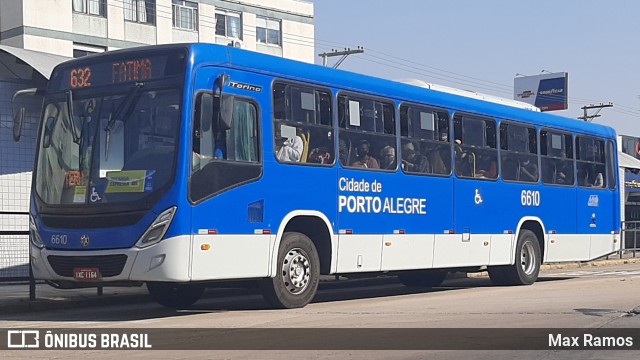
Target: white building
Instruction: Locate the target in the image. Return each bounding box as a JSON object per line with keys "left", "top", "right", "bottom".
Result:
{"left": 0, "top": 0, "right": 315, "bottom": 279}
{"left": 0, "top": 0, "right": 315, "bottom": 62}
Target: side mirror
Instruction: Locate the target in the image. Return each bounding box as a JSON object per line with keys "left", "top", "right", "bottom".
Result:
{"left": 42, "top": 116, "right": 57, "bottom": 148}
{"left": 11, "top": 88, "right": 39, "bottom": 142}
{"left": 218, "top": 95, "right": 234, "bottom": 131}
{"left": 198, "top": 93, "right": 213, "bottom": 132}
{"left": 13, "top": 107, "right": 25, "bottom": 142}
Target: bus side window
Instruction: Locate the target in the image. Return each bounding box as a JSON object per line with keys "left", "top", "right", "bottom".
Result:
{"left": 576, "top": 136, "right": 605, "bottom": 188}
{"left": 273, "top": 82, "right": 334, "bottom": 165}
{"left": 454, "top": 114, "right": 497, "bottom": 179}
{"left": 400, "top": 104, "right": 450, "bottom": 176}
{"left": 541, "top": 131, "right": 574, "bottom": 186}
{"left": 339, "top": 94, "right": 395, "bottom": 171}
{"left": 190, "top": 97, "right": 261, "bottom": 202}
{"left": 500, "top": 122, "right": 537, "bottom": 183}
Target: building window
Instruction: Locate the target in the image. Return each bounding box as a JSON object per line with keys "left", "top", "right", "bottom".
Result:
{"left": 72, "top": 0, "right": 106, "bottom": 17}
{"left": 172, "top": 0, "right": 197, "bottom": 31}
{"left": 73, "top": 43, "right": 106, "bottom": 58}
{"left": 215, "top": 10, "right": 242, "bottom": 39}
{"left": 124, "top": 0, "right": 156, "bottom": 25}
{"left": 256, "top": 17, "right": 281, "bottom": 46}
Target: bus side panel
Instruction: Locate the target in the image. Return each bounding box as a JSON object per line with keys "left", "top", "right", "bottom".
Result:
{"left": 189, "top": 67, "right": 279, "bottom": 281}
{"left": 191, "top": 234, "right": 272, "bottom": 281}
{"left": 336, "top": 169, "right": 453, "bottom": 273}
{"left": 577, "top": 187, "right": 619, "bottom": 259}
{"left": 449, "top": 179, "right": 501, "bottom": 267}
{"left": 380, "top": 234, "right": 435, "bottom": 271}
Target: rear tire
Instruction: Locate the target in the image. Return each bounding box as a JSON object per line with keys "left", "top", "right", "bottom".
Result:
{"left": 398, "top": 269, "right": 447, "bottom": 288}
{"left": 260, "top": 232, "right": 320, "bottom": 309}
{"left": 488, "top": 266, "right": 509, "bottom": 285}
{"left": 147, "top": 282, "right": 204, "bottom": 308}
{"left": 491, "top": 229, "right": 541, "bottom": 285}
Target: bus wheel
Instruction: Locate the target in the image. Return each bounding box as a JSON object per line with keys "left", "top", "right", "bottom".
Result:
{"left": 147, "top": 282, "right": 204, "bottom": 308}
{"left": 398, "top": 269, "right": 447, "bottom": 288}
{"left": 492, "top": 229, "right": 541, "bottom": 286}
{"left": 260, "top": 232, "right": 320, "bottom": 309}
{"left": 487, "top": 266, "right": 509, "bottom": 285}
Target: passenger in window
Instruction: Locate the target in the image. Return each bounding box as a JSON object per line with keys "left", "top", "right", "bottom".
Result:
{"left": 429, "top": 146, "right": 448, "bottom": 175}
{"left": 454, "top": 139, "right": 472, "bottom": 176}
{"left": 476, "top": 154, "right": 497, "bottom": 178}
{"left": 214, "top": 131, "right": 226, "bottom": 159}
{"left": 308, "top": 147, "right": 331, "bottom": 164}
{"left": 338, "top": 137, "right": 349, "bottom": 165}
{"left": 555, "top": 160, "right": 571, "bottom": 185}
{"left": 556, "top": 169, "right": 568, "bottom": 184}
{"left": 401, "top": 142, "right": 429, "bottom": 173}
{"left": 192, "top": 127, "right": 210, "bottom": 171}
{"left": 350, "top": 139, "right": 379, "bottom": 169}
{"left": 454, "top": 139, "right": 466, "bottom": 159}
{"left": 585, "top": 163, "right": 604, "bottom": 187}
{"left": 380, "top": 146, "right": 397, "bottom": 170}
{"left": 276, "top": 128, "right": 304, "bottom": 162}
{"left": 520, "top": 158, "right": 538, "bottom": 182}
{"left": 593, "top": 172, "right": 604, "bottom": 187}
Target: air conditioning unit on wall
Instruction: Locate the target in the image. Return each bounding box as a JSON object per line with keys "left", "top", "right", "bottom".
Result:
{"left": 228, "top": 39, "right": 245, "bottom": 49}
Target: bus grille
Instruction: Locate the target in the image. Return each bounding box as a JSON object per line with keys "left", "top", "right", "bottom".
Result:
{"left": 47, "top": 255, "right": 128, "bottom": 278}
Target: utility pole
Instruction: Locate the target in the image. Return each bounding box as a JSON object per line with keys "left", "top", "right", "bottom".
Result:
{"left": 578, "top": 102, "right": 613, "bottom": 122}
{"left": 318, "top": 47, "right": 364, "bottom": 68}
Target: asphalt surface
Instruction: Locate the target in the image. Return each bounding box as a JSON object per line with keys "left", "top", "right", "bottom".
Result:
{"left": 1, "top": 254, "right": 639, "bottom": 315}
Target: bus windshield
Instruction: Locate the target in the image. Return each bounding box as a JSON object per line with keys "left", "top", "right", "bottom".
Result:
{"left": 34, "top": 87, "right": 181, "bottom": 206}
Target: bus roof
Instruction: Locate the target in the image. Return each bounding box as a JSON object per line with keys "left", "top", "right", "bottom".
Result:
{"left": 57, "top": 43, "right": 617, "bottom": 140}
{"left": 191, "top": 43, "right": 615, "bottom": 139}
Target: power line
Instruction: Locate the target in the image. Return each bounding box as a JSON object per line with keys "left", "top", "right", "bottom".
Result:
{"left": 318, "top": 47, "right": 364, "bottom": 68}
{"left": 578, "top": 103, "right": 614, "bottom": 122}
{"left": 91, "top": 1, "right": 640, "bottom": 119}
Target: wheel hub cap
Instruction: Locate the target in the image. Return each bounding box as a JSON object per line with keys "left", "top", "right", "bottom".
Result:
{"left": 282, "top": 248, "right": 311, "bottom": 294}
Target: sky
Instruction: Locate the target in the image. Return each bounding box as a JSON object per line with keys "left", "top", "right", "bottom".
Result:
{"left": 307, "top": 0, "right": 640, "bottom": 136}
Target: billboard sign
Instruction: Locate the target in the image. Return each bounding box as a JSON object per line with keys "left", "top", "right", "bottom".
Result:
{"left": 620, "top": 135, "right": 640, "bottom": 160}
{"left": 514, "top": 72, "right": 568, "bottom": 112}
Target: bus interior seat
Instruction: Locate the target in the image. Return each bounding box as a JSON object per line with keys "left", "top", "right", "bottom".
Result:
{"left": 502, "top": 158, "right": 520, "bottom": 181}
{"left": 299, "top": 131, "right": 310, "bottom": 163}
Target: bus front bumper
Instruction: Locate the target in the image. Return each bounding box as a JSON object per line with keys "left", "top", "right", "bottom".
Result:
{"left": 30, "top": 235, "right": 192, "bottom": 284}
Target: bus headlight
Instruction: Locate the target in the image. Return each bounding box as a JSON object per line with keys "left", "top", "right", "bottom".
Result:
{"left": 29, "top": 214, "right": 44, "bottom": 249}
{"left": 135, "top": 207, "right": 177, "bottom": 248}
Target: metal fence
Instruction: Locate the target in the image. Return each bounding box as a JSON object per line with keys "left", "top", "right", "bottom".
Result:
{"left": 621, "top": 220, "right": 640, "bottom": 257}
{"left": 0, "top": 211, "right": 29, "bottom": 281}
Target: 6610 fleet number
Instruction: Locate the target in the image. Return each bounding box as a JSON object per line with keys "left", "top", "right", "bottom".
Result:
{"left": 521, "top": 190, "right": 541, "bottom": 207}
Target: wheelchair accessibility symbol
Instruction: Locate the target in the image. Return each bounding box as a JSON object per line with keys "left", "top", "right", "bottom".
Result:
{"left": 474, "top": 189, "right": 483, "bottom": 205}
{"left": 90, "top": 187, "right": 102, "bottom": 203}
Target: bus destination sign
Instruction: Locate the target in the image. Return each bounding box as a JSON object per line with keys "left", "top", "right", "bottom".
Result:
{"left": 69, "top": 59, "right": 153, "bottom": 89}
{"left": 53, "top": 51, "right": 186, "bottom": 91}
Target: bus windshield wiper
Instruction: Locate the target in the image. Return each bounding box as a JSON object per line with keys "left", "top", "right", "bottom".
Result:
{"left": 104, "top": 82, "right": 143, "bottom": 160}
{"left": 66, "top": 90, "right": 81, "bottom": 144}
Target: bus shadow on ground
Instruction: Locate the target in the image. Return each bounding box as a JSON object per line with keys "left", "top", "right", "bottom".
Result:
{"left": 4, "top": 275, "right": 574, "bottom": 322}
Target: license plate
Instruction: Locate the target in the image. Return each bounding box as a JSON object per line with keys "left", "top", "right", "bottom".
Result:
{"left": 73, "top": 267, "right": 101, "bottom": 281}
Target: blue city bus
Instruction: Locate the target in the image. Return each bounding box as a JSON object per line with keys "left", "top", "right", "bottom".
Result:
{"left": 12, "top": 43, "right": 621, "bottom": 308}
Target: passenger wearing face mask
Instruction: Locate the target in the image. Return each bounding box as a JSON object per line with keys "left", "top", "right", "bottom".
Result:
{"left": 350, "top": 140, "right": 379, "bottom": 169}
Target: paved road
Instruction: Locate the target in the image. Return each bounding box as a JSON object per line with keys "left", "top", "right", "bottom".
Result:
{"left": 2, "top": 263, "right": 640, "bottom": 359}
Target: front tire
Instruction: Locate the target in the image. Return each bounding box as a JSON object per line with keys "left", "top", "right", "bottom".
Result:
{"left": 260, "top": 232, "right": 320, "bottom": 309}
{"left": 147, "top": 282, "right": 204, "bottom": 308}
{"left": 489, "top": 229, "right": 541, "bottom": 285}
